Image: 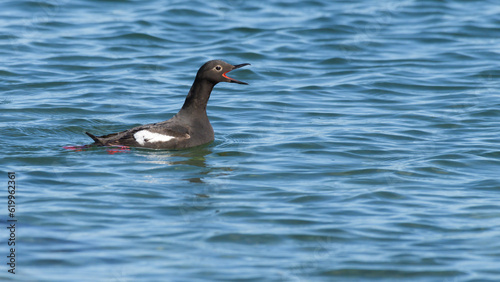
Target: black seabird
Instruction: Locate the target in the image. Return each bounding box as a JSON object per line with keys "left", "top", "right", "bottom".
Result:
{"left": 85, "top": 60, "right": 249, "bottom": 149}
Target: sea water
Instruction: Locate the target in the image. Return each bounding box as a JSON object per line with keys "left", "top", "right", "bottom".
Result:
{"left": 1, "top": 0, "right": 500, "bottom": 280}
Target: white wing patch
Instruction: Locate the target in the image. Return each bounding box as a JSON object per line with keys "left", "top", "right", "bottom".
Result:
{"left": 134, "top": 130, "right": 175, "bottom": 145}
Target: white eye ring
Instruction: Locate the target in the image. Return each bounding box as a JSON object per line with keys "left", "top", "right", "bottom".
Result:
{"left": 215, "top": 65, "right": 222, "bottom": 71}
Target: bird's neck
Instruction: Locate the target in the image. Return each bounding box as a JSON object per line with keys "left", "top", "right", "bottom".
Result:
{"left": 178, "top": 77, "right": 216, "bottom": 116}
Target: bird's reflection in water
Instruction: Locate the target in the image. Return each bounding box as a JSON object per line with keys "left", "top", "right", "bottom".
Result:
{"left": 137, "top": 144, "right": 234, "bottom": 197}
{"left": 137, "top": 145, "right": 212, "bottom": 166}
{"left": 135, "top": 144, "right": 231, "bottom": 222}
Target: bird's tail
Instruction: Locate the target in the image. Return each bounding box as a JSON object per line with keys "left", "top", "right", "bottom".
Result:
{"left": 85, "top": 132, "right": 104, "bottom": 146}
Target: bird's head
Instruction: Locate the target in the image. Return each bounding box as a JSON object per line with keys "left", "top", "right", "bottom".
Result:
{"left": 197, "top": 60, "right": 250, "bottom": 85}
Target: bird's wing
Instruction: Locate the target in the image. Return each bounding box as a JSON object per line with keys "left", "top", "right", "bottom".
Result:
{"left": 98, "top": 122, "right": 191, "bottom": 146}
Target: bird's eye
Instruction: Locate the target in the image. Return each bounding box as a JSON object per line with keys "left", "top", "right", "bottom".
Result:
{"left": 215, "top": 65, "right": 222, "bottom": 71}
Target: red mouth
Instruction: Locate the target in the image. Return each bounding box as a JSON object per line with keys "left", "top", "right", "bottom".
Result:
{"left": 222, "top": 71, "right": 233, "bottom": 81}
{"left": 223, "top": 70, "right": 248, "bottom": 84}
{"left": 223, "top": 63, "right": 250, "bottom": 84}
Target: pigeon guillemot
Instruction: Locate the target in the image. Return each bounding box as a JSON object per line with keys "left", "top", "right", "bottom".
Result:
{"left": 85, "top": 60, "right": 249, "bottom": 149}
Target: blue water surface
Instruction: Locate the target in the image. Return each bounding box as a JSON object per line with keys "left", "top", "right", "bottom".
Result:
{"left": 1, "top": 0, "right": 500, "bottom": 281}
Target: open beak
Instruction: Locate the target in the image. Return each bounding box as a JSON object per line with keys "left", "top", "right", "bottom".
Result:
{"left": 223, "top": 63, "right": 250, "bottom": 85}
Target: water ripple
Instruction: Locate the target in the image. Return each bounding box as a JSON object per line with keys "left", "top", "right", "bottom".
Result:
{"left": 1, "top": 0, "right": 500, "bottom": 281}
